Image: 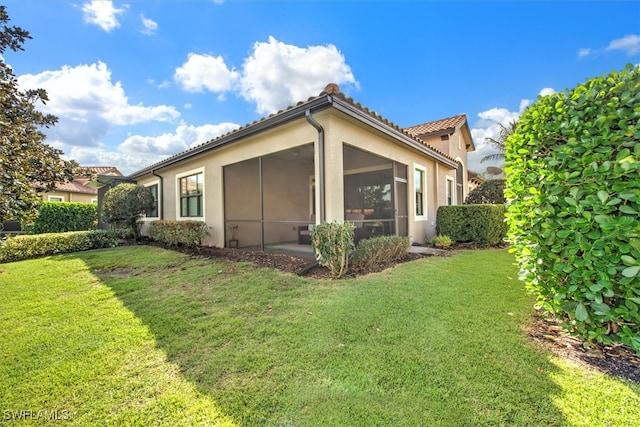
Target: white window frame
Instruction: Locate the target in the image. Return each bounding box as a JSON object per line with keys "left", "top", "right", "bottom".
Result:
{"left": 143, "top": 181, "right": 160, "bottom": 220}
{"left": 48, "top": 195, "right": 64, "bottom": 202}
{"left": 176, "top": 168, "right": 205, "bottom": 220}
{"left": 414, "top": 165, "right": 427, "bottom": 220}
{"left": 446, "top": 177, "right": 455, "bottom": 206}
{"left": 91, "top": 198, "right": 98, "bottom": 204}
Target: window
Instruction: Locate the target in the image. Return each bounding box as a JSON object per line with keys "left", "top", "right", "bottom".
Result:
{"left": 147, "top": 184, "right": 159, "bottom": 217}
{"left": 179, "top": 172, "right": 203, "bottom": 217}
{"left": 415, "top": 168, "right": 425, "bottom": 216}
{"left": 91, "top": 198, "right": 98, "bottom": 204}
{"left": 446, "top": 177, "right": 454, "bottom": 206}
{"left": 48, "top": 195, "right": 64, "bottom": 202}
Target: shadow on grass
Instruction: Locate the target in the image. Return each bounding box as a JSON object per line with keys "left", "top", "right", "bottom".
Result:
{"left": 72, "top": 247, "right": 570, "bottom": 426}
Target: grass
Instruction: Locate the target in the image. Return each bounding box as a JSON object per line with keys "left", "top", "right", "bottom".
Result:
{"left": 1, "top": 246, "right": 638, "bottom": 426}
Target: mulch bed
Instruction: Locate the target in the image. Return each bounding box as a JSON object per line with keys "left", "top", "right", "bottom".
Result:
{"left": 149, "top": 241, "right": 640, "bottom": 384}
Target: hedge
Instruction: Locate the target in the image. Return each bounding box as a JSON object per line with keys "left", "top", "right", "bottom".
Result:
{"left": 148, "top": 220, "right": 210, "bottom": 248}
{"left": 436, "top": 205, "right": 507, "bottom": 246}
{"left": 26, "top": 202, "right": 97, "bottom": 234}
{"left": 0, "top": 230, "right": 119, "bottom": 263}
{"left": 351, "top": 235, "right": 410, "bottom": 269}
{"left": 505, "top": 64, "right": 640, "bottom": 350}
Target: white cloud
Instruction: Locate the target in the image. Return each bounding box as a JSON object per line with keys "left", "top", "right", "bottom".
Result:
{"left": 606, "top": 34, "right": 640, "bottom": 56}
{"left": 578, "top": 34, "right": 640, "bottom": 58}
{"left": 468, "top": 96, "right": 532, "bottom": 174}
{"left": 17, "top": 61, "right": 180, "bottom": 147}
{"left": 577, "top": 48, "right": 592, "bottom": 57}
{"left": 240, "top": 36, "right": 357, "bottom": 114}
{"left": 140, "top": 14, "right": 158, "bottom": 36}
{"left": 119, "top": 122, "right": 239, "bottom": 155}
{"left": 538, "top": 87, "right": 556, "bottom": 96}
{"left": 174, "top": 53, "right": 239, "bottom": 93}
{"left": 81, "top": 0, "right": 126, "bottom": 32}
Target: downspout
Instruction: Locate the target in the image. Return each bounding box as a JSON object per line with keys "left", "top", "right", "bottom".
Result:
{"left": 152, "top": 169, "right": 164, "bottom": 219}
{"left": 305, "top": 109, "right": 325, "bottom": 222}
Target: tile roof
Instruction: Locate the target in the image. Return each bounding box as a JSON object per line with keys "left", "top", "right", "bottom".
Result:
{"left": 404, "top": 114, "right": 468, "bottom": 138}
{"left": 49, "top": 166, "right": 122, "bottom": 195}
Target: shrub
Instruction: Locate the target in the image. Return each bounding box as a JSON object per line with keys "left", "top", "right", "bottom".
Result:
{"left": 431, "top": 234, "right": 453, "bottom": 249}
{"left": 102, "top": 184, "right": 155, "bottom": 240}
{"left": 465, "top": 179, "right": 506, "bottom": 204}
{"left": 25, "top": 202, "right": 97, "bottom": 234}
{"left": 436, "top": 205, "right": 507, "bottom": 246}
{"left": 505, "top": 64, "right": 640, "bottom": 351}
{"left": 310, "top": 221, "right": 354, "bottom": 278}
{"left": 149, "top": 220, "right": 210, "bottom": 248}
{"left": 351, "top": 235, "right": 410, "bottom": 269}
{"left": 0, "top": 230, "right": 119, "bottom": 263}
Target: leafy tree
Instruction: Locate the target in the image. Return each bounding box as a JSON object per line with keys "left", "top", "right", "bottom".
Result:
{"left": 505, "top": 64, "right": 640, "bottom": 351}
{"left": 481, "top": 120, "right": 517, "bottom": 164}
{"left": 0, "top": 5, "right": 83, "bottom": 225}
{"left": 464, "top": 179, "right": 505, "bottom": 204}
{"left": 102, "top": 184, "right": 155, "bottom": 240}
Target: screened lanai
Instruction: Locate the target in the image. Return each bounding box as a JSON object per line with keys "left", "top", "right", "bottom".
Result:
{"left": 223, "top": 143, "right": 408, "bottom": 250}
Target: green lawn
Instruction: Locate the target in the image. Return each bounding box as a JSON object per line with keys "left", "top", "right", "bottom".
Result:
{"left": 1, "top": 246, "right": 638, "bottom": 426}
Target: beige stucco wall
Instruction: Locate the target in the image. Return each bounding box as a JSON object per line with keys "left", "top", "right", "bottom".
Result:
{"left": 135, "top": 108, "right": 465, "bottom": 246}
{"left": 42, "top": 191, "right": 97, "bottom": 203}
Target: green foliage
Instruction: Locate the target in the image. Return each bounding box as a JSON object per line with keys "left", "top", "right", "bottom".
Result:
{"left": 0, "top": 6, "right": 84, "bottom": 224}
{"left": 436, "top": 205, "right": 507, "bottom": 246}
{"left": 102, "top": 184, "right": 155, "bottom": 240}
{"left": 24, "top": 202, "right": 97, "bottom": 234}
{"left": 310, "top": 221, "right": 354, "bottom": 278}
{"left": 351, "top": 235, "right": 410, "bottom": 268}
{"left": 0, "top": 230, "right": 119, "bottom": 263}
{"left": 465, "top": 179, "right": 506, "bottom": 204}
{"left": 431, "top": 234, "right": 453, "bottom": 249}
{"left": 149, "top": 220, "right": 210, "bottom": 248}
{"left": 505, "top": 64, "right": 640, "bottom": 351}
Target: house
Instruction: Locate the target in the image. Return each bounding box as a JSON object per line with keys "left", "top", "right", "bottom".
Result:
{"left": 127, "top": 84, "right": 475, "bottom": 249}
{"left": 42, "top": 166, "right": 123, "bottom": 203}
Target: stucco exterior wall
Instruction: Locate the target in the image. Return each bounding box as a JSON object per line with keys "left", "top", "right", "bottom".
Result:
{"left": 41, "top": 191, "right": 97, "bottom": 203}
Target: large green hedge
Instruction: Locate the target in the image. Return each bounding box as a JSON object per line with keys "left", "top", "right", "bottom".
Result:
{"left": 505, "top": 64, "right": 640, "bottom": 350}
{"left": 26, "top": 202, "right": 97, "bottom": 234}
{"left": 436, "top": 205, "right": 507, "bottom": 246}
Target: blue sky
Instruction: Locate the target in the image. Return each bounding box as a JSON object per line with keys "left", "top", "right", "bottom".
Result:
{"left": 4, "top": 0, "right": 639, "bottom": 175}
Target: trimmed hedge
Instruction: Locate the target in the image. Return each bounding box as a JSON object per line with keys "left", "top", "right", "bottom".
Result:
{"left": 0, "top": 230, "right": 119, "bottom": 263}
{"left": 148, "top": 220, "right": 210, "bottom": 248}
{"left": 351, "top": 235, "right": 410, "bottom": 269}
{"left": 436, "top": 205, "right": 507, "bottom": 246}
{"left": 505, "top": 64, "right": 640, "bottom": 350}
{"left": 26, "top": 202, "right": 97, "bottom": 234}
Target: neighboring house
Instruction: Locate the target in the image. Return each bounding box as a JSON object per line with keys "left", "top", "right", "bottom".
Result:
{"left": 127, "top": 83, "right": 475, "bottom": 249}
{"left": 467, "top": 170, "right": 486, "bottom": 194}
{"left": 42, "top": 166, "right": 123, "bottom": 203}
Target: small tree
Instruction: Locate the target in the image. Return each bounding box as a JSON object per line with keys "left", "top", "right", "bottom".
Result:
{"left": 0, "top": 6, "right": 83, "bottom": 225}
{"left": 102, "top": 184, "right": 155, "bottom": 240}
{"left": 465, "top": 179, "right": 505, "bottom": 204}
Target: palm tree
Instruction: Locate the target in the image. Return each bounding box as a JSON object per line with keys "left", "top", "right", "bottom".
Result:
{"left": 481, "top": 120, "right": 518, "bottom": 164}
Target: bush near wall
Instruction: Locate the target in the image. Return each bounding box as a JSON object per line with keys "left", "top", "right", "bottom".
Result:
{"left": 505, "top": 64, "right": 640, "bottom": 351}
{"left": 351, "top": 235, "right": 410, "bottom": 269}
{"left": 0, "top": 230, "right": 119, "bottom": 263}
{"left": 436, "top": 205, "right": 507, "bottom": 246}
{"left": 311, "top": 221, "right": 355, "bottom": 279}
{"left": 26, "top": 202, "right": 97, "bottom": 234}
{"left": 148, "top": 220, "right": 210, "bottom": 248}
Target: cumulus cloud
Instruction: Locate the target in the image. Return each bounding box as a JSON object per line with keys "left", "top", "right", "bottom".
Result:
{"left": 174, "top": 53, "right": 239, "bottom": 93}
{"left": 538, "top": 87, "right": 556, "bottom": 96}
{"left": 140, "top": 14, "right": 158, "bottom": 36}
{"left": 17, "top": 61, "right": 180, "bottom": 147}
{"left": 468, "top": 97, "right": 533, "bottom": 174}
{"left": 240, "top": 36, "right": 357, "bottom": 114}
{"left": 119, "top": 122, "right": 240, "bottom": 155}
{"left": 81, "top": 0, "right": 126, "bottom": 32}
